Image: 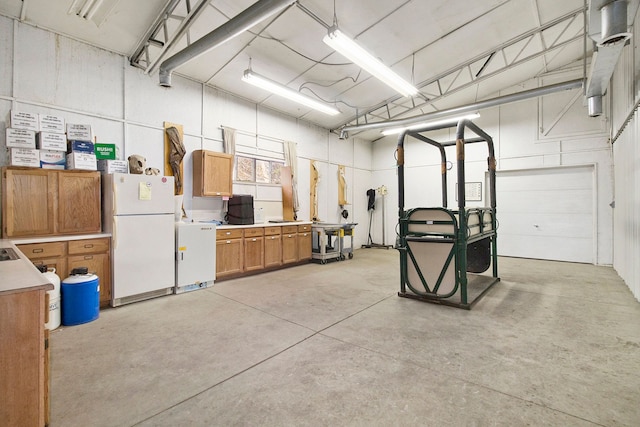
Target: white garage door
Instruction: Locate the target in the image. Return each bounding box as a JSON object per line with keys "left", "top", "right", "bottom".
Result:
{"left": 493, "top": 165, "right": 595, "bottom": 263}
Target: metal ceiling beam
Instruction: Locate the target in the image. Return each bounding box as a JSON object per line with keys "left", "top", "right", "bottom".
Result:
{"left": 129, "top": 0, "right": 210, "bottom": 74}
{"left": 337, "top": 6, "right": 586, "bottom": 131}
{"left": 158, "top": 0, "right": 296, "bottom": 87}
{"left": 338, "top": 79, "right": 583, "bottom": 138}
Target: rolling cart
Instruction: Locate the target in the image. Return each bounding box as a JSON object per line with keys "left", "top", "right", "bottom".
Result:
{"left": 311, "top": 223, "right": 342, "bottom": 264}
{"left": 338, "top": 223, "right": 357, "bottom": 260}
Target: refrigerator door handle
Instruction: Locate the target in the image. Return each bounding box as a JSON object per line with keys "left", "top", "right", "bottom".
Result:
{"left": 112, "top": 218, "right": 118, "bottom": 250}
{"left": 113, "top": 181, "right": 117, "bottom": 214}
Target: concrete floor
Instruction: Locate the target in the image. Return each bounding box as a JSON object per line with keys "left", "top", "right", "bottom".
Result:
{"left": 50, "top": 249, "right": 640, "bottom": 426}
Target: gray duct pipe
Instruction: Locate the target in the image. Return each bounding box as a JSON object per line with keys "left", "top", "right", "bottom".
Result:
{"left": 584, "top": 0, "right": 632, "bottom": 116}
{"left": 601, "top": 0, "right": 631, "bottom": 45}
{"left": 588, "top": 95, "right": 603, "bottom": 117}
{"left": 338, "top": 79, "right": 584, "bottom": 138}
{"left": 159, "top": 0, "right": 296, "bottom": 87}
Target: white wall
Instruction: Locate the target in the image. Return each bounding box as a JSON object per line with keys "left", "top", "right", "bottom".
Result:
{"left": 0, "top": 17, "right": 371, "bottom": 248}
{"left": 372, "top": 67, "right": 614, "bottom": 266}
{"left": 610, "top": 8, "right": 640, "bottom": 302}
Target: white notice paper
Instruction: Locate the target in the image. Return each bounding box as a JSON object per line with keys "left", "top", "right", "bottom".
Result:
{"left": 139, "top": 182, "right": 151, "bottom": 200}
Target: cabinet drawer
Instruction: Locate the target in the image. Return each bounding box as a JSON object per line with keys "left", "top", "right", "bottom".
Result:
{"left": 68, "top": 238, "right": 109, "bottom": 255}
{"left": 298, "top": 224, "right": 311, "bottom": 232}
{"left": 17, "top": 242, "right": 66, "bottom": 259}
{"left": 217, "top": 228, "right": 243, "bottom": 239}
{"left": 243, "top": 228, "right": 264, "bottom": 237}
{"left": 282, "top": 225, "right": 297, "bottom": 234}
{"left": 264, "top": 226, "right": 281, "bottom": 236}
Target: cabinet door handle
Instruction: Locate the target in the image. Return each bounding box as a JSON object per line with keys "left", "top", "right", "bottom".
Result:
{"left": 84, "top": 256, "right": 93, "bottom": 260}
{"left": 226, "top": 240, "right": 231, "bottom": 244}
{"left": 252, "top": 238, "right": 257, "bottom": 242}
{"left": 225, "top": 232, "right": 231, "bottom": 235}
{"left": 84, "top": 244, "right": 94, "bottom": 248}
{"left": 33, "top": 248, "right": 43, "bottom": 254}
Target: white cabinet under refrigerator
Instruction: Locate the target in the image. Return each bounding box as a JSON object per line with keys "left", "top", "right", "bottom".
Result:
{"left": 175, "top": 222, "right": 216, "bottom": 293}
{"left": 102, "top": 173, "right": 175, "bottom": 306}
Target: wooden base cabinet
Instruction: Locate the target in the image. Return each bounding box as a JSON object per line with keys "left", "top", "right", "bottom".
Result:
{"left": 0, "top": 288, "right": 50, "bottom": 426}
{"left": 298, "top": 232, "right": 312, "bottom": 261}
{"left": 264, "top": 227, "right": 282, "bottom": 268}
{"left": 14, "top": 242, "right": 67, "bottom": 284}
{"left": 244, "top": 228, "right": 264, "bottom": 272}
{"left": 215, "top": 224, "right": 312, "bottom": 280}
{"left": 216, "top": 229, "right": 243, "bottom": 278}
{"left": 17, "top": 237, "right": 112, "bottom": 308}
{"left": 282, "top": 226, "right": 298, "bottom": 264}
{"left": 68, "top": 238, "right": 111, "bottom": 306}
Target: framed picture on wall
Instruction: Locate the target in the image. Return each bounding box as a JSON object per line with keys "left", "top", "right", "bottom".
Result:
{"left": 270, "top": 161, "right": 283, "bottom": 184}
{"left": 256, "top": 159, "right": 271, "bottom": 183}
{"left": 236, "top": 156, "right": 255, "bottom": 182}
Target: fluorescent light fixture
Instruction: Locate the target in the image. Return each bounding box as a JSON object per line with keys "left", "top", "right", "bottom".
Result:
{"left": 381, "top": 113, "right": 481, "bottom": 136}
{"left": 68, "top": 0, "right": 120, "bottom": 26}
{"left": 323, "top": 27, "right": 418, "bottom": 97}
{"left": 242, "top": 70, "right": 340, "bottom": 116}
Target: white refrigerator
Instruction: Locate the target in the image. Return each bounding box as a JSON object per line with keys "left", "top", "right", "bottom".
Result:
{"left": 102, "top": 173, "right": 176, "bottom": 306}
{"left": 175, "top": 222, "right": 216, "bottom": 294}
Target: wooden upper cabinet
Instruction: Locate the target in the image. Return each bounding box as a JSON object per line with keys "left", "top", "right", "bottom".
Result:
{"left": 58, "top": 171, "right": 101, "bottom": 234}
{"left": 192, "top": 150, "right": 233, "bottom": 197}
{"left": 2, "top": 168, "right": 56, "bottom": 237}
{"left": 1, "top": 167, "right": 101, "bottom": 238}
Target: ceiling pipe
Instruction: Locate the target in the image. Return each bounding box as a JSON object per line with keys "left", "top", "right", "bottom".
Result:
{"left": 585, "top": 0, "right": 633, "bottom": 116}
{"left": 158, "top": 0, "right": 296, "bottom": 87}
{"left": 600, "top": 0, "right": 632, "bottom": 46}
{"left": 588, "top": 95, "right": 604, "bottom": 116}
{"left": 338, "top": 79, "right": 584, "bottom": 139}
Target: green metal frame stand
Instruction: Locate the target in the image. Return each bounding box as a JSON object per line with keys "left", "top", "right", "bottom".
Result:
{"left": 395, "top": 120, "right": 500, "bottom": 309}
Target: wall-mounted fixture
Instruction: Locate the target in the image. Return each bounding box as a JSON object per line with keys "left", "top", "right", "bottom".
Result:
{"left": 381, "top": 113, "right": 481, "bottom": 136}
{"left": 323, "top": 27, "right": 418, "bottom": 97}
{"left": 242, "top": 70, "right": 340, "bottom": 116}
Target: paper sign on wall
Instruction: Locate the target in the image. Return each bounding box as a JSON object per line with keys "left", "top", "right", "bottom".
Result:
{"left": 139, "top": 182, "right": 152, "bottom": 200}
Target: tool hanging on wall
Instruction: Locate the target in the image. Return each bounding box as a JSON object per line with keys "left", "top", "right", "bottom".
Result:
{"left": 310, "top": 160, "right": 320, "bottom": 221}
{"left": 338, "top": 165, "right": 348, "bottom": 206}
{"left": 163, "top": 122, "right": 185, "bottom": 195}
{"left": 362, "top": 185, "right": 393, "bottom": 249}
{"left": 338, "top": 164, "right": 351, "bottom": 222}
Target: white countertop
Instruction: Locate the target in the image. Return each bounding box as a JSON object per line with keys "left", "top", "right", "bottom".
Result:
{"left": 0, "top": 240, "right": 53, "bottom": 295}
{"left": 11, "top": 233, "right": 112, "bottom": 245}
{"left": 217, "top": 221, "right": 312, "bottom": 230}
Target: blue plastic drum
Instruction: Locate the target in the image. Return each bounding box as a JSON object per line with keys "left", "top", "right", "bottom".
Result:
{"left": 61, "top": 267, "right": 100, "bottom": 326}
